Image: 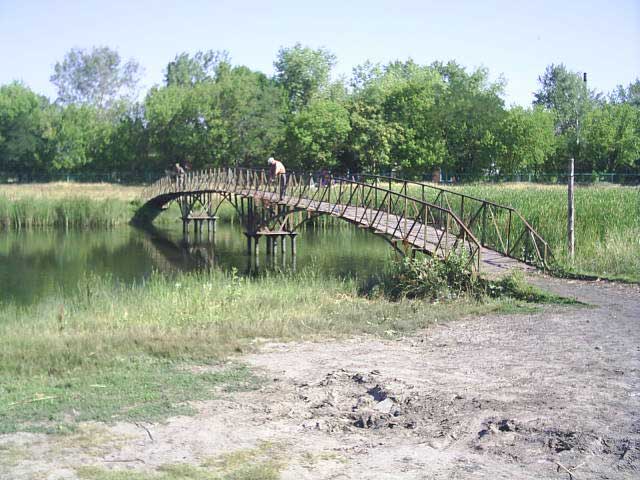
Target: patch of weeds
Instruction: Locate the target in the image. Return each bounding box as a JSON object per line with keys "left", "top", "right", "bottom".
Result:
{"left": 48, "top": 423, "right": 129, "bottom": 458}
{"left": 0, "top": 442, "right": 29, "bottom": 468}
{"left": 0, "top": 360, "right": 258, "bottom": 434}
{"left": 77, "top": 465, "right": 160, "bottom": 480}
{"left": 482, "top": 272, "right": 581, "bottom": 305}
{"left": 299, "top": 450, "right": 347, "bottom": 467}
{"left": 361, "top": 256, "right": 577, "bottom": 306}
{"left": 77, "top": 452, "right": 283, "bottom": 480}
{"left": 362, "top": 255, "right": 478, "bottom": 301}
{"left": 204, "top": 441, "right": 285, "bottom": 479}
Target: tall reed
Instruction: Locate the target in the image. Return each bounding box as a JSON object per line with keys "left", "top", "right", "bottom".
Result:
{"left": 0, "top": 195, "right": 134, "bottom": 229}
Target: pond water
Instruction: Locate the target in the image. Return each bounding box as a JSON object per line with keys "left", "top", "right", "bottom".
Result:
{"left": 0, "top": 220, "right": 394, "bottom": 307}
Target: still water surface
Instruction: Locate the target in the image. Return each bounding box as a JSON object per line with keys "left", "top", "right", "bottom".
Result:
{"left": 0, "top": 221, "right": 393, "bottom": 306}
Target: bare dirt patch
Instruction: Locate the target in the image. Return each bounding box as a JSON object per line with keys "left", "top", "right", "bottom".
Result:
{"left": 1, "top": 274, "right": 638, "bottom": 479}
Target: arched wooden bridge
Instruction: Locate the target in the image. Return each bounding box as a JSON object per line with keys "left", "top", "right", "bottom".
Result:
{"left": 136, "top": 167, "right": 552, "bottom": 277}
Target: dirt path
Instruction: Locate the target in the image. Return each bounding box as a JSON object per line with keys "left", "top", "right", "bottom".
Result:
{"left": 2, "top": 275, "right": 639, "bottom": 479}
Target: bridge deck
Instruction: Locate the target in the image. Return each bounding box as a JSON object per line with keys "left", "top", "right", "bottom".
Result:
{"left": 245, "top": 190, "right": 534, "bottom": 277}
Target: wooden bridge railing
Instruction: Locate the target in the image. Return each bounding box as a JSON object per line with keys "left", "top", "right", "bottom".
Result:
{"left": 141, "top": 167, "right": 484, "bottom": 273}
{"left": 353, "top": 173, "right": 551, "bottom": 269}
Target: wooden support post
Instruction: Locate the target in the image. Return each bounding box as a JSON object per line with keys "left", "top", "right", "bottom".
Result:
{"left": 290, "top": 234, "right": 297, "bottom": 257}
{"left": 246, "top": 234, "right": 252, "bottom": 256}
{"left": 280, "top": 234, "right": 286, "bottom": 256}
{"left": 254, "top": 235, "right": 260, "bottom": 257}
{"left": 568, "top": 157, "right": 575, "bottom": 260}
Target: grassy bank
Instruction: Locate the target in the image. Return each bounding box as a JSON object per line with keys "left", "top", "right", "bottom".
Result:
{"left": 0, "top": 195, "right": 136, "bottom": 229}
{"left": 0, "top": 182, "right": 142, "bottom": 201}
{"left": 0, "top": 182, "right": 148, "bottom": 229}
{"left": 0, "top": 182, "right": 241, "bottom": 229}
{"left": 0, "top": 267, "right": 545, "bottom": 434}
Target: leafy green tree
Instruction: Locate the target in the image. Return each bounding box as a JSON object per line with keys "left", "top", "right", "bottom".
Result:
{"left": 283, "top": 98, "right": 351, "bottom": 170}
{"left": 46, "top": 104, "right": 105, "bottom": 171}
{"left": 0, "top": 82, "right": 50, "bottom": 173}
{"left": 496, "top": 107, "right": 556, "bottom": 175}
{"left": 146, "top": 63, "right": 287, "bottom": 170}
{"left": 144, "top": 84, "right": 214, "bottom": 169}
{"left": 381, "top": 62, "right": 446, "bottom": 175}
{"left": 215, "top": 66, "right": 286, "bottom": 165}
{"left": 431, "top": 62, "right": 506, "bottom": 177}
{"left": 92, "top": 103, "right": 148, "bottom": 173}
{"left": 164, "top": 50, "right": 230, "bottom": 87}
{"left": 274, "top": 43, "right": 336, "bottom": 112}
{"left": 348, "top": 98, "right": 400, "bottom": 173}
{"left": 611, "top": 79, "right": 640, "bottom": 107}
{"left": 347, "top": 60, "right": 443, "bottom": 174}
{"left": 583, "top": 102, "right": 640, "bottom": 172}
{"left": 51, "top": 46, "right": 141, "bottom": 108}
{"left": 533, "top": 64, "right": 592, "bottom": 135}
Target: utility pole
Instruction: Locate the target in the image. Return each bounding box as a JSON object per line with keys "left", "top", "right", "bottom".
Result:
{"left": 568, "top": 72, "right": 587, "bottom": 261}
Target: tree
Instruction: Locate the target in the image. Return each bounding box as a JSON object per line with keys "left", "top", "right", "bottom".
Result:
{"left": 0, "top": 82, "right": 50, "bottom": 173}
{"left": 215, "top": 66, "right": 286, "bottom": 165}
{"left": 533, "top": 64, "right": 593, "bottom": 135}
{"left": 50, "top": 46, "right": 142, "bottom": 108}
{"left": 46, "top": 104, "right": 105, "bottom": 171}
{"left": 495, "top": 107, "right": 556, "bottom": 175}
{"left": 282, "top": 98, "right": 351, "bottom": 171}
{"left": 348, "top": 98, "right": 400, "bottom": 173}
{"left": 431, "top": 62, "right": 506, "bottom": 177}
{"left": 611, "top": 79, "right": 640, "bottom": 107}
{"left": 274, "top": 43, "right": 336, "bottom": 112}
{"left": 583, "top": 103, "right": 640, "bottom": 172}
{"left": 144, "top": 84, "right": 215, "bottom": 169}
{"left": 164, "top": 50, "right": 230, "bottom": 87}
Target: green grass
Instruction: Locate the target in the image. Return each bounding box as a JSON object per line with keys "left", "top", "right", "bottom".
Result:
{"left": 0, "top": 194, "right": 135, "bottom": 229}
{"left": 76, "top": 441, "right": 286, "bottom": 479}
{"left": 0, "top": 266, "right": 547, "bottom": 434}
{"left": 77, "top": 455, "right": 282, "bottom": 480}
{"left": 0, "top": 361, "right": 257, "bottom": 434}
{"left": 0, "top": 189, "right": 240, "bottom": 230}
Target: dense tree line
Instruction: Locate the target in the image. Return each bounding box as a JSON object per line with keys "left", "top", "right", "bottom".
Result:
{"left": 1, "top": 45, "right": 639, "bottom": 180}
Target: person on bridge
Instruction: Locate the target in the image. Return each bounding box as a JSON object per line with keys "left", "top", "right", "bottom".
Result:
{"left": 268, "top": 157, "right": 287, "bottom": 200}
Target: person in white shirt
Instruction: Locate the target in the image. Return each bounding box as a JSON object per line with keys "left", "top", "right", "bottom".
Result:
{"left": 268, "top": 157, "right": 287, "bottom": 200}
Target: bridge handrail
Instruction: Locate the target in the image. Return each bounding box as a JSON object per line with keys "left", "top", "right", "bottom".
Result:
{"left": 141, "top": 167, "right": 484, "bottom": 273}
{"left": 354, "top": 173, "right": 551, "bottom": 269}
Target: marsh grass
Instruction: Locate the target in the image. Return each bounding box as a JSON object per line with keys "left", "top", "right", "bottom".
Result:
{"left": 0, "top": 195, "right": 138, "bottom": 229}
{"left": 393, "top": 182, "right": 639, "bottom": 282}
{"left": 0, "top": 182, "right": 142, "bottom": 201}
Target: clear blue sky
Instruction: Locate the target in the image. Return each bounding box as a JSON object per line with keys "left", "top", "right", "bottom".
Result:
{"left": 0, "top": 0, "right": 638, "bottom": 106}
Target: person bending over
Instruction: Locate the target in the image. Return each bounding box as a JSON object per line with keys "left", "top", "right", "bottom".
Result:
{"left": 268, "top": 157, "right": 286, "bottom": 200}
